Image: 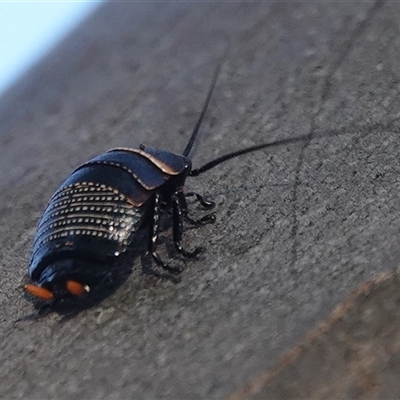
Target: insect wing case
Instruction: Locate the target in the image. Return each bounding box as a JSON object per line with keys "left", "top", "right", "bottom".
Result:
{"left": 28, "top": 147, "right": 189, "bottom": 281}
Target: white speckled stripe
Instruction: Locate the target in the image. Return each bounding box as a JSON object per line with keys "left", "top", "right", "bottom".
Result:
{"left": 33, "top": 182, "right": 142, "bottom": 252}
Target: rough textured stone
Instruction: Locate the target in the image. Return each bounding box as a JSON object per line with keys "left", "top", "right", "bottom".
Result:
{"left": 0, "top": 1, "right": 399, "bottom": 398}
{"left": 229, "top": 269, "right": 400, "bottom": 400}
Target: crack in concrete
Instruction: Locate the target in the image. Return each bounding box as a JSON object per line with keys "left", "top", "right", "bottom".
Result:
{"left": 289, "top": 0, "right": 386, "bottom": 272}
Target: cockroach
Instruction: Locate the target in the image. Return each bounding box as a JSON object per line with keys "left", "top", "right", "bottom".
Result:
{"left": 24, "top": 59, "right": 311, "bottom": 303}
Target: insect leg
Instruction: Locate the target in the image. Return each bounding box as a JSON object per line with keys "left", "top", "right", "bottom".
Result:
{"left": 180, "top": 192, "right": 215, "bottom": 226}
{"left": 185, "top": 192, "right": 215, "bottom": 209}
{"left": 148, "top": 193, "right": 182, "bottom": 274}
{"left": 172, "top": 192, "right": 205, "bottom": 257}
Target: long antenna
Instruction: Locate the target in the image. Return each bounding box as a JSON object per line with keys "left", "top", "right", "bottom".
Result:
{"left": 190, "top": 133, "right": 313, "bottom": 177}
{"left": 182, "top": 51, "right": 227, "bottom": 158}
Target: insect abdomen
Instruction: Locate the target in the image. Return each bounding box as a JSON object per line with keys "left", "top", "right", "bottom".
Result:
{"left": 28, "top": 147, "right": 190, "bottom": 281}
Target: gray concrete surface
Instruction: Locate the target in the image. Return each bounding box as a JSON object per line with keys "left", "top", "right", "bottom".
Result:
{"left": 229, "top": 268, "right": 400, "bottom": 400}
{"left": 0, "top": 1, "right": 399, "bottom": 398}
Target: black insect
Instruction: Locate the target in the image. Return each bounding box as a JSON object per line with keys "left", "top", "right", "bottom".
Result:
{"left": 25, "top": 60, "right": 310, "bottom": 302}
